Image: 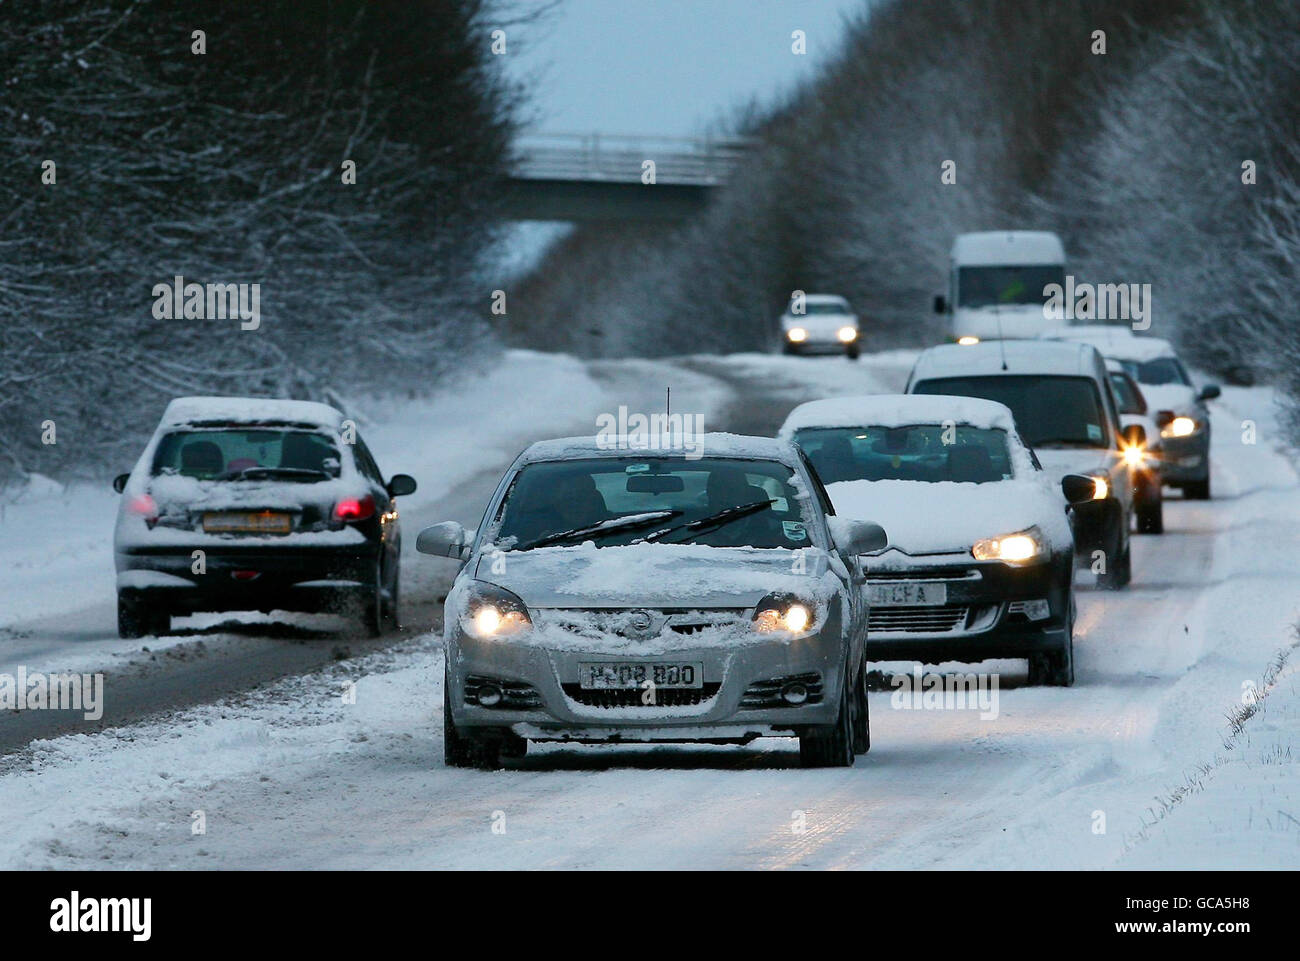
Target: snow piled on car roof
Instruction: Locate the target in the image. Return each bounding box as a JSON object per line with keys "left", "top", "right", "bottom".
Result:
{"left": 161, "top": 396, "right": 344, "bottom": 429}
{"left": 519, "top": 432, "right": 798, "bottom": 463}
{"left": 779, "top": 394, "right": 1017, "bottom": 436}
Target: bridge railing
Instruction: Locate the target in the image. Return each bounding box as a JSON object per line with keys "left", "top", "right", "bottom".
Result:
{"left": 512, "top": 132, "right": 754, "bottom": 186}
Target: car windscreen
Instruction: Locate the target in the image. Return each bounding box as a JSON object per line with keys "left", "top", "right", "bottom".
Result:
{"left": 957, "top": 265, "right": 1066, "bottom": 309}
{"left": 1108, "top": 373, "right": 1145, "bottom": 414}
{"left": 1118, "top": 357, "right": 1191, "bottom": 386}
{"left": 492, "top": 457, "right": 813, "bottom": 551}
{"left": 911, "top": 375, "right": 1109, "bottom": 449}
{"left": 793, "top": 425, "right": 1012, "bottom": 484}
{"left": 152, "top": 428, "right": 343, "bottom": 481}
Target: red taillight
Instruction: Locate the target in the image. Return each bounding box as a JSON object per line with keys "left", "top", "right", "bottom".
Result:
{"left": 127, "top": 493, "right": 158, "bottom": 522}
{"left": 333, "top": 495, "right": 375, "bottom": 522}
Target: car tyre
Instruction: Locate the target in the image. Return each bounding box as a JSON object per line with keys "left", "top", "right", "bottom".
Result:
{"left": 117, "top": 593, "right": 167, "bottom": 639}
{"left": 1183, "top": 475, "right": 1211, "bottom": 500}
{"left": 361, "top": 560, "right": 385, "bottom": 638}
{"left": 800, "top": 669, "right": 856, "bottom": 768}
{"left": 1096, "top": 527, "right": 1132, "bottom": 590}
{"left": 383, "top": 562, "right": 401, "bottom": 632}
{"left": 443, "top": 672, "right": 475, "bottom": 768}
{"left": 1135, "top": 478, "right": 1164, "bottom": 534}
{"left": 1028, "top": 594, "right": 1075, "bottom": 687}
{"left": 846, "top": 344, "right": 860, "bottom": 361}
{"left": 851, "top": 660, "right": 871, "bottom": 754}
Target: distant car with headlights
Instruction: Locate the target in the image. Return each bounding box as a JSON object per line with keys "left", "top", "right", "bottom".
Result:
{"left": 417, "top": 434, "right": 887, "bottom": 769}
{"left": 780, "top": 395, "right": 1094, "bottom": 685}
{"left": 906, "top": 341, "right": 1144, "bottom": 589}
{"left": 1041, "top": 327, "right": 1218, "bottom": 499}
{"left": 1105, "top": 358, "right": 1164, "bottom": 533}
{"left": 112, "top": 397, "right": 416, "bottom": 639}
{"left": 779, "top": 293, "right": 860, "bottom": 359}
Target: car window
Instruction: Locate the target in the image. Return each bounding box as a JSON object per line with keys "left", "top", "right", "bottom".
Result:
{"left": 491, "top": 457, "right": 814, "bottom": 551}
{"left": 911, "top": 375, "right": 1110, "bottom": 449}
{"left": 1123, "top": 356, "right": 1190, "bottom": 386}
{"left": 956, "top": 265, "right": 1065, "bottom": 309}
{"left": 1108, "top": 373, "right": 1145, "bottom": 414}
{"left": 353, "top": 436, "right": 384, "bottom": 484}
{"left": 793, "top": 424, "right": 1013, "bottom": 484}
{"left": 152, "top": 428, "right": 342, "bottom": 481}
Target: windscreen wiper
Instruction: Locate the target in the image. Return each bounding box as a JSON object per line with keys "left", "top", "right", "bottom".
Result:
{"left": 517, "top": 509, "right": 683, "bottom": 551}
{"left": 639, "top": 499, "right": 774, "bottom": 544}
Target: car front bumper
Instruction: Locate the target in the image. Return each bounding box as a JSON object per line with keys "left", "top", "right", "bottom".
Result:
{"left": 446, "top": 625, "right": 849, "bottom": 743}
{"left": 1156, "top": 430, "right": 1210, "bottom": 484}
{"left": 861, "top": 551, "right": 1072, "bottom": 663}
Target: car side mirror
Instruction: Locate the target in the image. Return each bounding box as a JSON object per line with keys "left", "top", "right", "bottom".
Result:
{"left": 386, "top": 473, "right": 417, "bottom": 497}
{"left": 1154, "top": 410, "right": 1176, "bottom": 429}
{"left": 1198, "top": 384, "right": 1221, "bottom": 401}
{"left": 112, "top": 473, "right": 130, "bottom": 494}
{"left": 1120, "top": 423, "right": 1147, "bottom": 448}
{"left": 416, "top": 521, "right": 468, "bottom": 559}
{"left": 829, "top": 517, "right": 888, "bottom": 555}
{"left": 1061, "top": 474, "right": 1099, "bottom": 505}
{"left": 933, "top": 294, "right": 947, "bottom": 314}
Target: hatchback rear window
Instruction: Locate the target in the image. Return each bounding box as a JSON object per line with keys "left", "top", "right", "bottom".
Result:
{"left": 152, "top": 429, "right": 342, "bottom": 481}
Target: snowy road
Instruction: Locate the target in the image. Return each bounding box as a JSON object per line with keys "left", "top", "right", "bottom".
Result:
{"left": 2, "top": 350, "right": 1298, "bottom": 869}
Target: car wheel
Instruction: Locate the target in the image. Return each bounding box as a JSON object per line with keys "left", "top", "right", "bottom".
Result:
{"left": 846, "top": 344, "right": 860, "bottom": 360}
{"left": 1096, "top": 524, "right": 1132, "bottom": 590}
{"left": 1028, "top": 594, "right": 1075, "bottom": 687}
{"left": 1183, "top": 475, "right": 1211, "bottom": 500}
{"left": 361, "top": 561, "right": 385, "bottom": 637}
{"left": 443, "top": 683, "right": 473, "bottom": 768}
{"left": 852, "top": 660, "right": 871, "bottom": 754}
{"left": 1135, "top": 478, "right": 1164, "bottom": 534}
{"left": 799, "top": 668, "right": 856, "bottom": 768}
{"left": 117, "top": 593, "right": 167, "bottom": 639}
{"left": 383, "top": 560, "right": 401, "bottom": 632}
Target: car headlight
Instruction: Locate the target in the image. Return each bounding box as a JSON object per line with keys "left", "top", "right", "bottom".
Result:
{"left": 837, "top": 326, "right": 858, "bottom": 343}
{"left": 1122, "top": 444, "right": 1147, "bottom": 467}
{"left": 752, "top": 593, "right": 817, "bottom": 636}
{"left": 457, "top": 582, "right": 532, "bottom": 639}
{"left": 1161, "top": 416, "right": 1199, "bottom": 438}
{"left": 971, "top": 526, "right": 1045, "bottom": 565}
{"left": 957, "top": 335, "right": 980, "bottom": 346}
{"left": 1088, "top": 472, "right": 1110, "bottom": 500}
{"left": 786, "top": 327, "right": 808, "bottom": 343}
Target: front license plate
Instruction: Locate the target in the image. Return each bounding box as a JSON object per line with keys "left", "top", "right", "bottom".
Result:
{"left": 202, "top": 511, "right": 291, "bottom": 534}
{"left": 578, "top": 662, "right": 704, "bottom": 690}
{"left": 867, "top": 582, "right": 948, "bottom": 606}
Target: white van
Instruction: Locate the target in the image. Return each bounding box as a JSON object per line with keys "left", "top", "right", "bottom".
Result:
{"left": 935, "top": 231, "right": 1066, "bottom": 343}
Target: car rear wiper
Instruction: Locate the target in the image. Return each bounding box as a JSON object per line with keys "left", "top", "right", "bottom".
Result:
{"left": 217, "top": 466, "right": 332, "bottom": 481}
{"left": 516, "top": 509, "right": 683, "bottom": 551}
{"left": 639, "top": 499, "right": 774, "bottom": 544}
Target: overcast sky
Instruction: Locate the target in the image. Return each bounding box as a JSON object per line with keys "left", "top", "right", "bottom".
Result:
{"left": 503, "top": 0, "right": 870, "bottom": 138}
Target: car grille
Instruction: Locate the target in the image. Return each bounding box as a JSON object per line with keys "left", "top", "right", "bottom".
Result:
{"left": 865, "top": 568, "right": 981, "bottom": 582}
{"left": 562, "top": 683, "right": 721, "bottom": 709}
{"left": 869, "top": 604, "right": 970, "bottom": 634}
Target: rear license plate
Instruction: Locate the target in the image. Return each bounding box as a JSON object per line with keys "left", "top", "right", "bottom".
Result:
{"left": 867, "top": 582, "right": 948, "bottom": 606}
{"left": 202, "top": 511, "right": 291, "bottom": 534}
{"left": 578, "top": 662, "right": 704, "bottom": 690}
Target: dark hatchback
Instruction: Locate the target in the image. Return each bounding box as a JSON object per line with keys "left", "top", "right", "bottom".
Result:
{"left": 112, "top": 397, "right": 415, "bottom": 638}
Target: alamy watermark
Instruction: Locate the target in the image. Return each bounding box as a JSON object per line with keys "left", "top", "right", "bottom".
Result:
{"left": 0, "top": 668, "right": 104, "bottom": 720}
{"left": 1043, "top": 275, "right": 1151, "bottom": 330}
{"left": 595, "top": 405, "right": 705, "bottom": 459}
{"left": 152, "top": 275, "right": 261, "bottom": 330}
{"left": 889, "top": 667, "right": 999, "bottom": 720}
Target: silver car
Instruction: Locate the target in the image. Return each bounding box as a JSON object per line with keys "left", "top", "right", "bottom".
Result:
{"left": 417, "top": 435, "right": 886, "bottom": 769}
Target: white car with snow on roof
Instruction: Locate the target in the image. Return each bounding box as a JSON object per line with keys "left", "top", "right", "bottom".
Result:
{"left": 780, "top": 395, "right": 1095, "bottom": 686}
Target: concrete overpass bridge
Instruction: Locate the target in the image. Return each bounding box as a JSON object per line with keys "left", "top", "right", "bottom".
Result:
{"left": 502, "top": 132, "right": 752, "bottom": 222}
